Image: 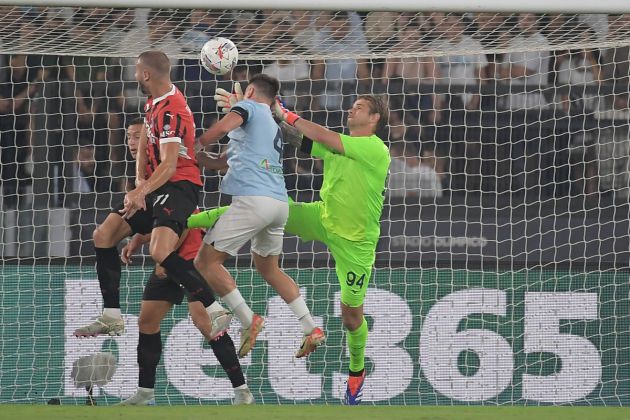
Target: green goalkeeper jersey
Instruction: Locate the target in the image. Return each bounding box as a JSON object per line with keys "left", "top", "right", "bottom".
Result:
{"left": 311, "top": 133, "right": 390, "bottom": 243}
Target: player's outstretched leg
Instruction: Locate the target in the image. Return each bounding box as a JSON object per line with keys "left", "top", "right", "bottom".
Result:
{"left": 74, "top": 213, "right": 131, "bottom": 337}
{"left": 187, "top": 206, "right": 229, "bottom": 229}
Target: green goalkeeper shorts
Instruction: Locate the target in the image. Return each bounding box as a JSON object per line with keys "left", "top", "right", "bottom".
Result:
{"left": 285, "top": 200, "right": 376, "bottom": 308}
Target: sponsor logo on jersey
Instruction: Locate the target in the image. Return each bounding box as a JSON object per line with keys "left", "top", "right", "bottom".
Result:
{"left": 259, "top": 159, "right": 283, "bottom": 175}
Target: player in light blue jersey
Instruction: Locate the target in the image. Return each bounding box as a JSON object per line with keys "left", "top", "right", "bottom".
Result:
{"left": 194, "top": 74, "right": 325, "bottom": 359}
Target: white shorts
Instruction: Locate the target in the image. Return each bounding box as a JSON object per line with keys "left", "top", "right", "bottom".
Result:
{"left": 204, "top": 195, "right": 289, "bottom": 257}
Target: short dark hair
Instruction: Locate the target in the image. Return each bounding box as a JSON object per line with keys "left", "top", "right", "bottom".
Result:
{"left": 138, "top": 50, "right": 171, "bottom": 76}
{"left": 248, "top": 73, "right": 280, "bottom": 100}
{"left": 127, "top": 117, "right": 144, "bottom": 128}
{"left": 357, "top": 95, "right": 388, "bottom": 133}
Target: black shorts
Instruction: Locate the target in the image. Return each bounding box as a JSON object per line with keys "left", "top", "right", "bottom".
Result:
{"left": 113, "top": 180, "right": 200, "bottom": 236}
{"left": 142, "top": 258, "right": 205, "bottom": 304}
{"left": 142, "top": 270, "right": 189, "bottom": 305}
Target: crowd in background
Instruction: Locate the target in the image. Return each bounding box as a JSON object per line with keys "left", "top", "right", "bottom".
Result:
{"left": 1, "top": 8, "right": 629, "bottom": 211}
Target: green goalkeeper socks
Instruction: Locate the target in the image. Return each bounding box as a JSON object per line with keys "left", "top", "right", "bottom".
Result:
{"left": 347, "top": 317, "right": 368, "bottom": 373}
{"left": 188, "top": 206, "right": 229, "bottom": 229}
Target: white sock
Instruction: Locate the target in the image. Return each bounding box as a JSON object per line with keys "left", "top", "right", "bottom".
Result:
{"left": 222, "top": 289, "right": 254, "bottom": 328}
{"left": 138, "top": 387, "right": 154, "bottom": 394}
{"left": 288, "top": 296, "right": 317, "bottom": 334}
{"left": 206, "top": 301, "right": 224, "bottom": 314}
{"left": 103, "top": 308, "right": 121, "bottom": 319}
{"left": 234, "top": 384, "right": 248, "bottom": 390}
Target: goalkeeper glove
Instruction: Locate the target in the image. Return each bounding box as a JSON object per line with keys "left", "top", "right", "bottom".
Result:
{"left": 279, "top": 121, "right": 303, "bottom": 148}
{"left": 214, "top": 82, "right": 243, "bottom": 113}
{"left": 273, "top": 96, "right": 300, "bottom": 126}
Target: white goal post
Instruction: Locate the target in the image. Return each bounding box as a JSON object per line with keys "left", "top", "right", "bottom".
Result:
{"left": 0, "top": 0, "right": 629, "bottom": 407}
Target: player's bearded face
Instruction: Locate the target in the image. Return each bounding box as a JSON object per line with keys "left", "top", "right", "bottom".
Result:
{"left": 134, "top": 62, "right": 150, "bottom": 94}
{"left": 138, "top": 80, "right": 149, "bottom": 94}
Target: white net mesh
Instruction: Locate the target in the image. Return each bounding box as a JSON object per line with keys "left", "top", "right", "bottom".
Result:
{"left": 1, "top": 6, "right": 630, "bottom": 406}
{"left": 0, "top": 8, "right": 629, "bottom": 58}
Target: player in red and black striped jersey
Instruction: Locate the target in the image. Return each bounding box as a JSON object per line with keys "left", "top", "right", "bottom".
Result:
{"left": 119, "top": 218, "right": 253, "bottom": 405}
{"left": 143, "top": 82, "right": 201, "bottom": 186}
{"left": 108, "top": 119, "right": 253, "bottom": 405}
{"left": 74, "top": 52, "right": 221, "bottom": 355}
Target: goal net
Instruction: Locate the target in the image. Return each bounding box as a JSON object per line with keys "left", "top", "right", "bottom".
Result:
{"left": 1, "top": 6, "right": 630, "bottom": 406}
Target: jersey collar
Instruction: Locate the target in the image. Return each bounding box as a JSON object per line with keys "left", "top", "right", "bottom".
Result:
{"left": 152, "top": 84, "right": 176, "bottom": 105}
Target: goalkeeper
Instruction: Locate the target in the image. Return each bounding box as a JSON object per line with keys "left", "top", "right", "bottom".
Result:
{"left": 190, "top": 88, "right": 390, "bottom": 405}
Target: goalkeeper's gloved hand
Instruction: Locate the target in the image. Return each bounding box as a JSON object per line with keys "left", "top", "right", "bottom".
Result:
{"left": 273, "top": 96, "right": 300, "bottom": 126}
{"left": 279, "top": 121, "right": 303, "bottom": 148}
{"left": 214, "top": 82, "right": 243, "bottom": 113}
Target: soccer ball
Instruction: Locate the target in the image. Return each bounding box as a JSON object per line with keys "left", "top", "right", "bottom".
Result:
{"left": 200, "top": 37, "right": 239, "bottom": 76}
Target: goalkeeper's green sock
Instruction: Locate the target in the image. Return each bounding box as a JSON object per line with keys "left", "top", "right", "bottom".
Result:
{"left": 188, "top": 206, "right": 229, "bottom": 229}
{"left": 346, "top": 317, "right": 368, "bottom": 373}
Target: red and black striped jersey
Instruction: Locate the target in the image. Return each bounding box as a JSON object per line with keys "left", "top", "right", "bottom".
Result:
{"left": 144, "top": 85, "right": 202, "bottom": 186}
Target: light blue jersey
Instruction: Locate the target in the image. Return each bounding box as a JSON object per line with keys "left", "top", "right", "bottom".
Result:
{"left": 220, "top": 99, "right": 287, "bottom": 202}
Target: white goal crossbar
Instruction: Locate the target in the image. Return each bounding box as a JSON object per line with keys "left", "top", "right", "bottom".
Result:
{"left": 0, "top": 0, "right": 629, "bottom": 13}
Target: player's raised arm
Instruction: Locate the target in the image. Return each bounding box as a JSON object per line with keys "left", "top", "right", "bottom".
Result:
{"left": 196, "top": 151, "right": 229, "bottom": 172}
{"left": 138, "top": 141, "right": 178, "bottom": 193}
{"left": 120, "top": 233, "right": 150, "bottom": 264}
{"left": 124, "top": 138, "right": 178, "bottom": 218}
{"left": 274, "top": 98, "right": 344, "bottom": 154}
{"left": 197, "top": 111, "right": 244, "bottom": 148}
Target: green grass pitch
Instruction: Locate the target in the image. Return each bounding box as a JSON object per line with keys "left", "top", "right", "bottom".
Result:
{"left": 1, "top": 406, "right": 628, "bottom": 420}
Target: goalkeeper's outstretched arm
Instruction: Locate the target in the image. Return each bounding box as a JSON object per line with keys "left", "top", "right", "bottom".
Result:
{"left": 274, "top": 99, "right": 344, "bottom": 154}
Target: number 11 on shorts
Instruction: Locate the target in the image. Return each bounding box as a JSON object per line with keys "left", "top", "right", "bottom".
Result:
{"left": 154, "top": 194, "right": 170, "bottom": 206}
